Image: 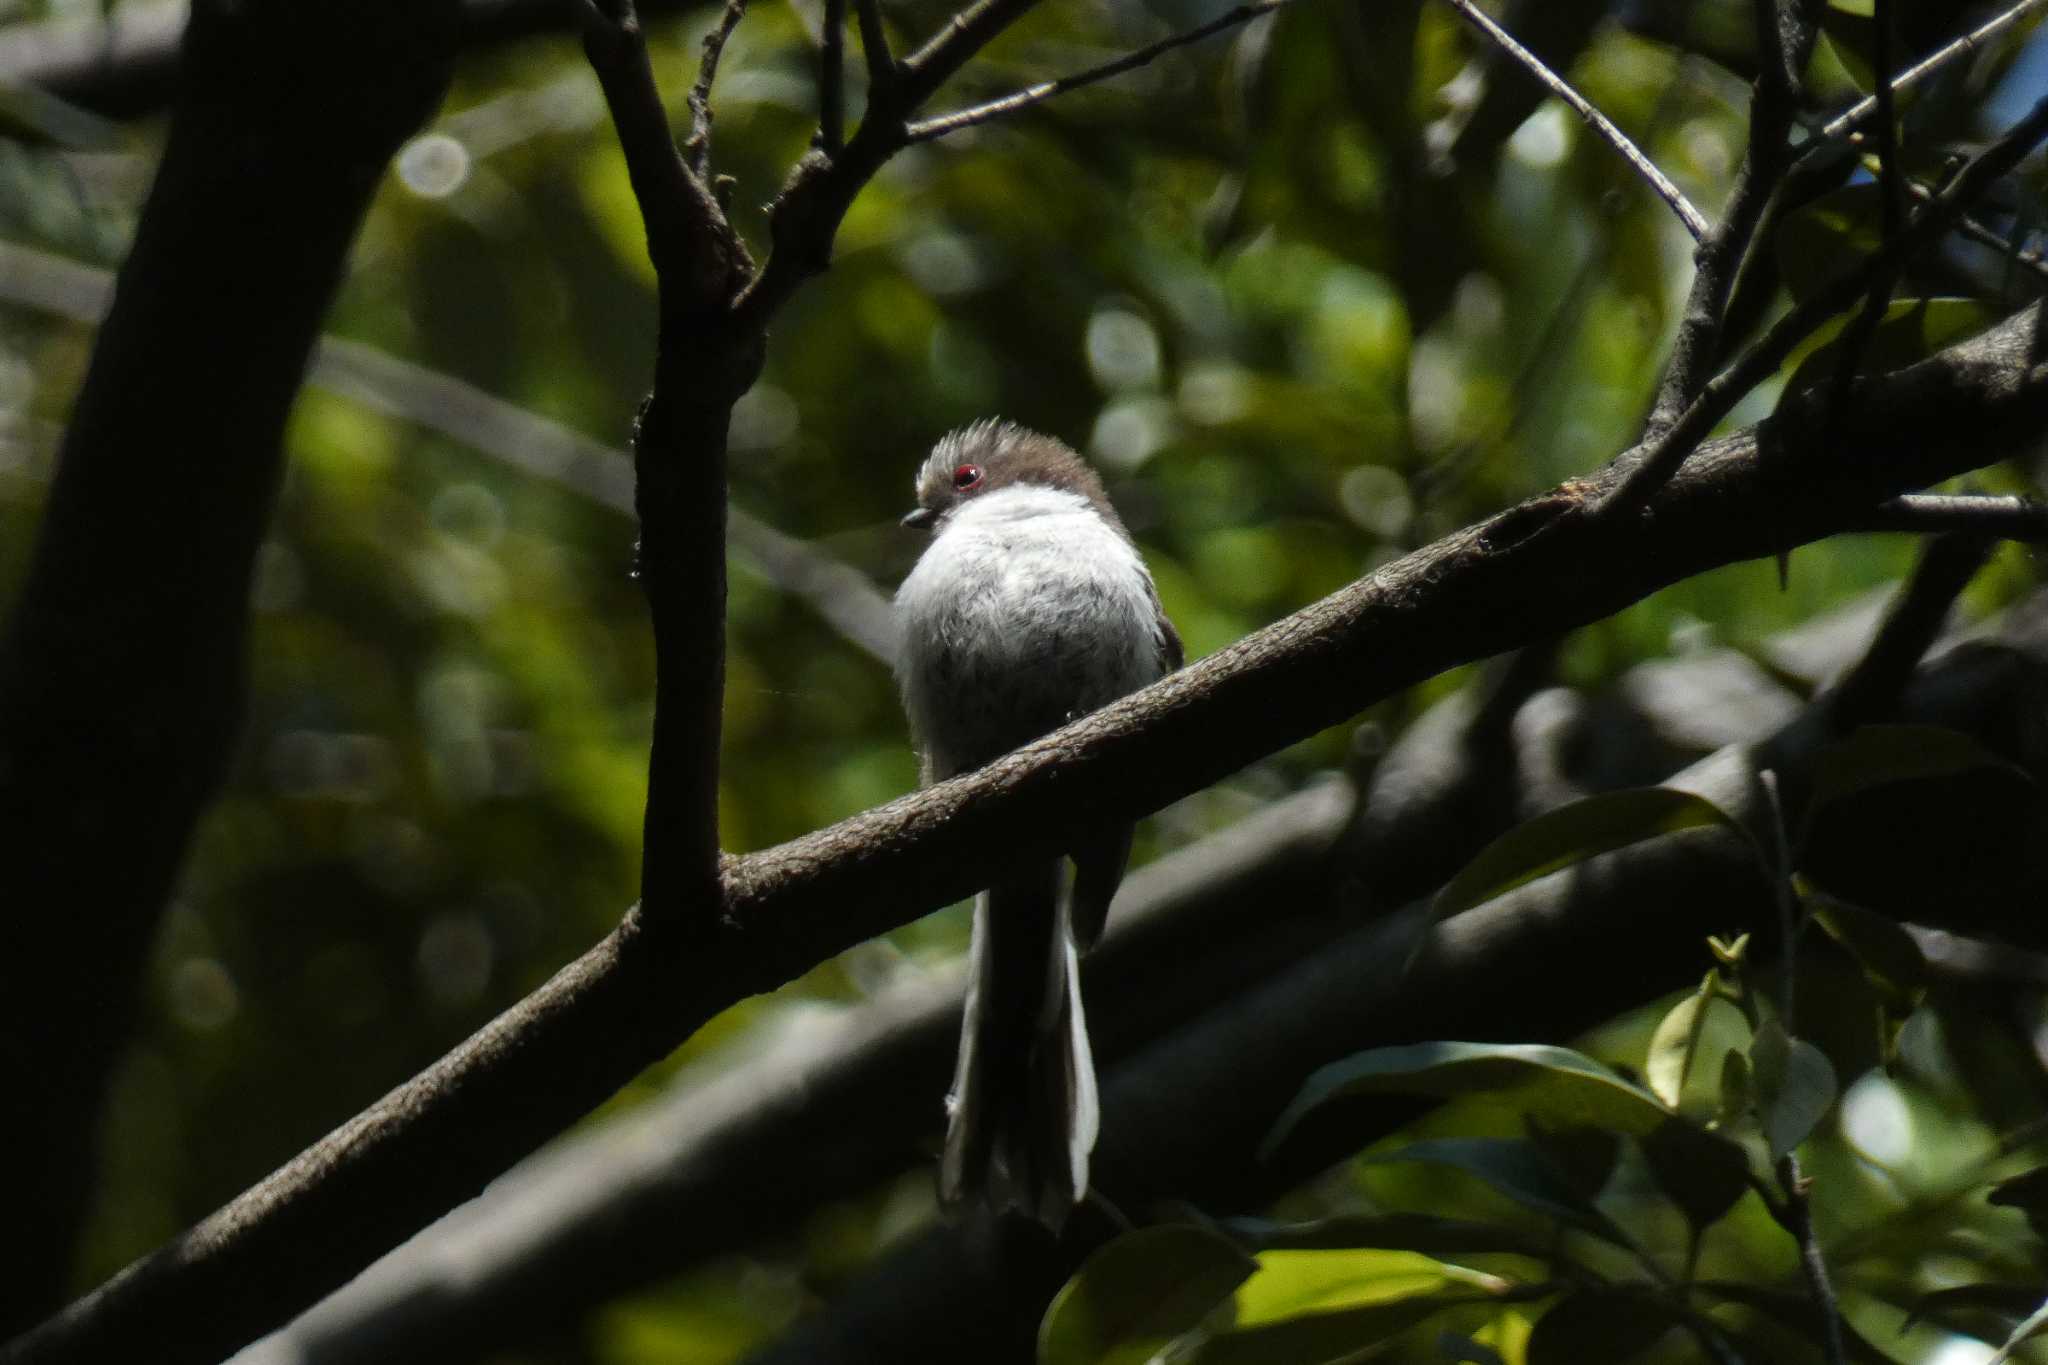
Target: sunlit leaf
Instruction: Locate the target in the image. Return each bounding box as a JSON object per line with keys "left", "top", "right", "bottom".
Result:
{"left": 1224, "top": 1212, "right": 1556, "bottom": 1261}
{"left": 1037, "top": 1225, "right": 1254, "bottom": 1365}
{"left": 1646, "top": 972, "right": 1720, "bottom": 1107}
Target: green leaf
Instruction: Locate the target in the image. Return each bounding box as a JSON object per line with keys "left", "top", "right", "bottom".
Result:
{"left": 1646, "top": 973, "right": 1721, "bottom": 1108}
{"left": 1807, "top": 724, "right": 2028, "bottom": 826}
{"left": 1779, "top": 298, "right": 1997, "bottom": 400}
{"left": 1748, "top": 1022, "right": 1839, "bottom": 1160}
{"left": 1037, "top": 1225, "right": 1255, "bottom": 1365}
{"left": 1987, "top": 1166, "right": 2048, "bottom": 1240}
{"left": 1695, "top": 1282, "right": 1898, "bottom": 1364}
{"left": 1357, "top": 1138, "right": 1631, "bottom": 1245}
{"left": 1225, "top": 1212, "right": 1557, "bottom": 1261}
{"left": 1265, "top": 1041, "right": 1702, "bottom": 1158}
{"left": 1776, "top": 185, "right": 1882, "bottom": 300}
{"left": 1717, "top": 1048, "right": 1753, "bottom": 1130}
{"left": 1526, "top": 1122, "right": 1621, "bottom": 1202}
{"left": 1526, "top": 1289, "right": 1683, "bottom": 1365}
{"left": 1808, "top": 894, "right": 1928, "bottom": 1000}
{"left": 1233, "top": 1248, "right": 1507, "bottom": 1326}
{"left": 1183, "top": 1299, "right": 1462, "bottom": 1365}
{"left": 1639, "top": 1118, "right": 1755, "bottom": 1234}
{"left": 1426, "top": 789, "right": 1750, "bottom": 929}
{"left": 1808, "top": 893, "right": 1929, "bottom": 1066}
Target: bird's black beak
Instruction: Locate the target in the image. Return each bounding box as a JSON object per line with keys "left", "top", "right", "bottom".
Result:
{"left": 901, "top": 507, "right": 937, "bottom": 531}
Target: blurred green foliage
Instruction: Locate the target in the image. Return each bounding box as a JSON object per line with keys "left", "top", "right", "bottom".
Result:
{"left": 2, "top": 0, "right": 2047, "bottom": 1359}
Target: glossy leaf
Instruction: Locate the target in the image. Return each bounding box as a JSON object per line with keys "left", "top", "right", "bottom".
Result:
{"left": 1183, "top": 1298, "right": 1462, "bottom": 1365}
{"left": 1265, "top": 1041, "right": 1699, "bottom": 1158}
{"left": 1426, "top": 789, "right": 1750, "bottom": 930}
{"left": 1232, "top": 1248, "right": 1506, "bottom": 1326}
{"left": 1806, "top": 724, "right": 2028, "bottom": 826}
{"left": 1225, "top": 1212, "right": 1556, "bottom": 1261}
{"left": 1646, "top": 972, "right": 1721, "bottom": 1108}
{"left": 1358, "top": 1138, "right": 1631, "bottom": 1245}
{"left": 1037, "top": 1224, "right": 1254, "bottom": 1365}
{"left": 1749, "top": 1022, "right": 1838, "bottom": 1160}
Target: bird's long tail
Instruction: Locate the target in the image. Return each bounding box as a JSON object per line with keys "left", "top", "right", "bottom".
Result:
{"left": 940, "top": 859, "right": 1099, "bottom": 1229}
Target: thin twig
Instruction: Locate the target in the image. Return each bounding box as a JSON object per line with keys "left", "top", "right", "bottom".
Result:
{"left": 1778, "top": 1152, "right": 1848, "bottom": 1365}
{"left": 1895, "top": 171, "right": 2048, "bottom": 285}
{"left": 820, "top": 0, "right": 846, "bottom": 151}
{"left": 897, "top": 0, "right": 1044, "bottom": 108}
{"left": 685, "top": 0, "right": 749, "bottom": 177}
{"left": 730, "top": 0, "right": 1045, "bottom": 332}
{"left": 1642, "top": 0, "right": 1822, "bottom": 439}
{"left": 852, "top": 0, "right": 895, "bottom": 91}
{"left": 1857, "top": 494, "right": 2048, "bottom": 541}
{"left": 1868, "top": 0, "right": 1905, "bottom": 239}
{"left": 1820, "top": 0, "right": 2048, "bottom": 141}
{"left": 1595, "top": 92, "right": 2048, "bottom": 520}
{"left": 575, "top": 0, "right": 721, "bottom": 285}
{"left": 1438, "top": 0, "right": 1707, "bottom": 240}
{"left": 906, "top": 0, "right": 1289, "bottom": 142}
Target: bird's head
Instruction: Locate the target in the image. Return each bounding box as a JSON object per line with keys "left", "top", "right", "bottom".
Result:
{"left": 902, "top": 419, "right": 1121, "bottom": 533}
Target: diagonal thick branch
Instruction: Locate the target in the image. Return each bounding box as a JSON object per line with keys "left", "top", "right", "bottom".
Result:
{"left": 1599, "top": 93, "right": 2048, "bottom": 519}
{"left": 9, "top": 301, "right": 2046, "bottom": 1365}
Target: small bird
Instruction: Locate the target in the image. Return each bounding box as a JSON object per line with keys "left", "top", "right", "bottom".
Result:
{"left": 895, "top": 419, "right": 1181, "bottom": 1228}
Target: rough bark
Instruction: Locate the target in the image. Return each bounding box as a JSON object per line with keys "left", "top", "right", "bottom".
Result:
{"left": 9, "top": 303, "right": 2045, "bottom": 1365}
{"left": 0, "top": 0, "right": 457, "bottom": 1330}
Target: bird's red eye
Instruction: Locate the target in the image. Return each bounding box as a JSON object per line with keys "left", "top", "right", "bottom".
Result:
{"left": 952, "top": 464, "right": 984, "bottom": 491}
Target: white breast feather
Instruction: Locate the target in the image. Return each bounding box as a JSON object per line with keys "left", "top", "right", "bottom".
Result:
{"left": 896, "top": 486, "right": 1165, "bottom": 779}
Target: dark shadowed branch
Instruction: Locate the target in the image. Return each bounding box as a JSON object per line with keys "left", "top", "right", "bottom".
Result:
{"left": 1599, "top": 94, "right": 2048, "bottom": 518}
{"left": 8, "top": 301, "right": 2046, "bottom": 1365}
{"left": 1644, "top": 0, "right": 1825, "bottom": 439}
{"left": 0, "top": 0, "right": 458, "bottom": 1334}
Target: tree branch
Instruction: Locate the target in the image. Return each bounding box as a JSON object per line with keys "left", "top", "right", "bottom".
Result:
{"left": 1817, "top": 0, "right": 2048, "bottom": 143}
{"left": 905, "top": 0, "right": 1292, "bottom": 144}
{"left": 0, "top": 0, "right": 458, "bottom": 1333}
{"left": 1598, "top": 94, "right": 2048, "bottom": 519}
{"left": 1854, "top": 493, "right": 2048, "bottom": 542}
{"left": 684, "top": 0, "right": 750, "bottom": 177}
{"left": 853, "top": 0, "right": 895, "bottom": 91}
{"left": 1826, "top": 532, "right": 1994, "bottom": 732}
{"left": 9, "top": 300, "right": 2046, "bottom": 1365}
{"left": 1437, "top": 0, "right": 1707, "bottom": 240}
{"left": 1644, "top": 0, "right": 1825, "bottom": 438}
{"left": 819, "top": 0, "right": 847, "bottom": 152}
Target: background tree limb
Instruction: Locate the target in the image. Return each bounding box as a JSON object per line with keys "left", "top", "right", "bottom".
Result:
{"left": 10, "top": 300, "right": 2045, "bottom": 1365}
{"left": 0, "top": 0, "right": 458, "bottom": 1331}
